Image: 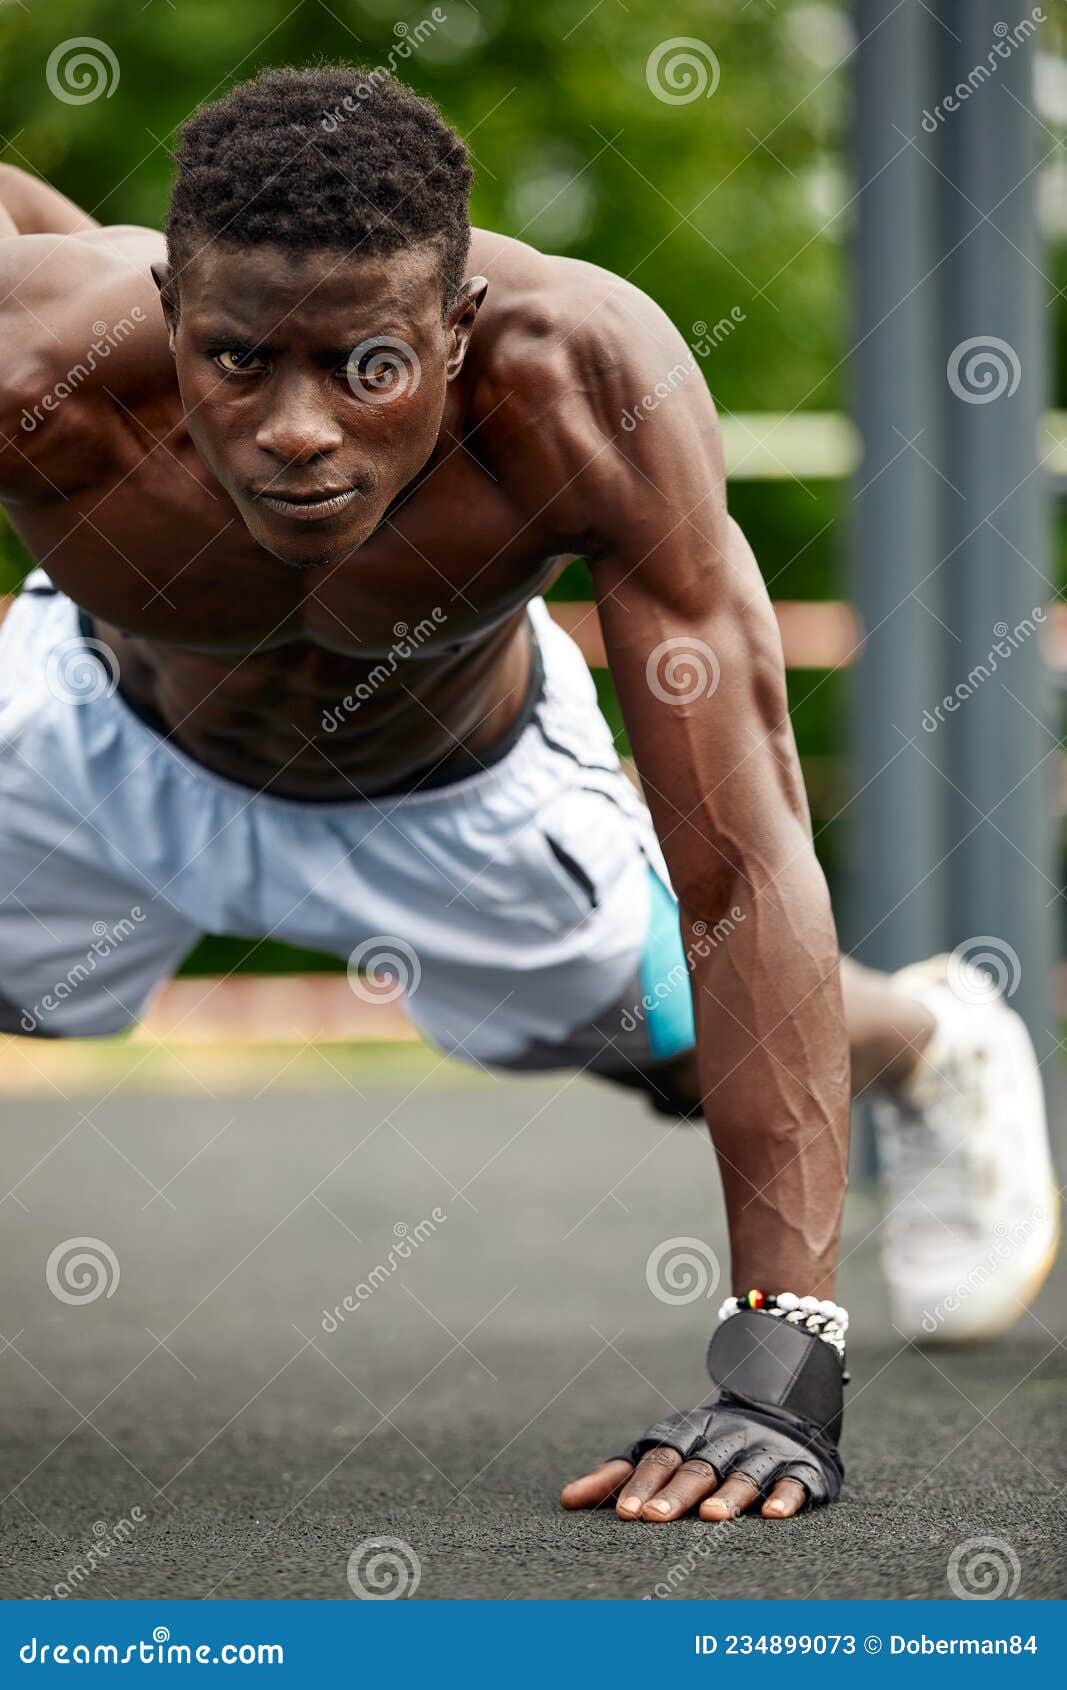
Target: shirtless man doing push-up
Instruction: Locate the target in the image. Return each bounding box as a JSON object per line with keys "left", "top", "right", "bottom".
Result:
{"left": 0, "top": 68, "right": 1056, "bottom": 1523}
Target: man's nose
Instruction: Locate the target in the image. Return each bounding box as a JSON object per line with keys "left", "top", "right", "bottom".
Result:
{"left": 255, "top": 378, "right": 344, "bottom": 462}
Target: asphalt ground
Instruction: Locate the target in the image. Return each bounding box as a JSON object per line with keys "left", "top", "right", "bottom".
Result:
{"left": 0, "top": 1064, "right": 1064, "bottom": 1601}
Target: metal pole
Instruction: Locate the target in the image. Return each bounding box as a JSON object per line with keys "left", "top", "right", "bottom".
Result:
{"left": 928, "top": 0, "right": 1055, "bottom": 1065}
{"left": 848, "top": 0, "right": 950, "bottom": 972}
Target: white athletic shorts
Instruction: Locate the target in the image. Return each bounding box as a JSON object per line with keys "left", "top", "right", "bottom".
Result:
{"left": 0, "top": 573, "right": 697, "bottom": 1101}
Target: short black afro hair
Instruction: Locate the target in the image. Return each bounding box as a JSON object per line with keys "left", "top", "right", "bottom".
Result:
{"left": 166, "top": 65, "right": 473, "bottom": 312}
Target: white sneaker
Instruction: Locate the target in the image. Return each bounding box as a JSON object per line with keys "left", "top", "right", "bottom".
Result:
{"left": 872, "top": 954, "right": 1060, "bottom": 1344}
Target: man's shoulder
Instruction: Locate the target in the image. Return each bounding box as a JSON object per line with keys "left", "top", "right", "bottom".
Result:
{"left": 470, "top": 232, "right": 680, "bottom": 392}
{"left": 0, "top": 229, "right": 170, "bottom": 495}
{"left": 461, "top": 232, "right": 715, "bottom": 533}
{"left": 464, "top": 234, "right": 693, "bottom": 471}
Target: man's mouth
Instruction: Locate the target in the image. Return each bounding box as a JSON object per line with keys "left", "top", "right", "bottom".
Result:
{"left": 251, "top": 486, "right": 361, "bottom": 523}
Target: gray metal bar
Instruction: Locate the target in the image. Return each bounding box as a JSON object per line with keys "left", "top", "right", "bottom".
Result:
{"left": 927, "top": 0, "right": 1055, "bottom": 1063}
{"left": 847, "top": 0, "right": 951, "bottom": 971}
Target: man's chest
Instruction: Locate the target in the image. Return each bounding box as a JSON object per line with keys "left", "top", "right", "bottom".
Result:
{"left": 5, "top": 437, "right": 573, "bottom": 658}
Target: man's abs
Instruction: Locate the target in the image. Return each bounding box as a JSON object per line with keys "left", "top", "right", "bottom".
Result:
{"left": 92, "top": 607, "right": 538, "bottom": 799}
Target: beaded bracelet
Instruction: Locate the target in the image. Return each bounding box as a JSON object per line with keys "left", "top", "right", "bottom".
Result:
{"left": 717, "top": 1289, "right": 849, "bottom": 1362}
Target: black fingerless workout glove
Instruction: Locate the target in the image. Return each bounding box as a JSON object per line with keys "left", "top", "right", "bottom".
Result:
{"left": 614, "top": 1310, "right": 845, "bottom": 1507}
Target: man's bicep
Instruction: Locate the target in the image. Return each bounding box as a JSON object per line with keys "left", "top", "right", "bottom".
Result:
{"left": 591, "top": 513, "right": 807, "bottom": 912}
{"left": 0, "top": 234, "right": 165, "bottom": 489}
{"left": 1, "top": 232, "right": 162, "bottom": 371}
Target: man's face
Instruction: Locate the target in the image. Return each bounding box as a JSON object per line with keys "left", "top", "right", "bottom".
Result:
{"left": 161, "top": 241, "right": 478, "bottom": 569}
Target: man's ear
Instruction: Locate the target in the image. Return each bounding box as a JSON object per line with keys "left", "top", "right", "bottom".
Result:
{"left": 444, "top": 275, "right": 488, "bottom": 380}
{"left": 151, "top": 261, "right": 180, "bottom": 353}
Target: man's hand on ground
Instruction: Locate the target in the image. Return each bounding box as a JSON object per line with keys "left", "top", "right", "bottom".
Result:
{"left": 560, "top": 1386, "right": 843, "bottom": 1522}
{"left": 561, "top": 1449, "right": 810, "bottom": 1521}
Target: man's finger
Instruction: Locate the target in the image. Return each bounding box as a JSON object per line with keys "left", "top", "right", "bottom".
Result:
{"left": 616, "top": 1446, "right": 683, "bottom": 1517}
{"left": 699, "top": 1471, "right": 762, "bottom": 1520}
{"left": 761, "top": 1477, "right": 809, "bottom": 1519}
{"left": 640, "top": 1457, "right": 720, "bottom": 1521}
{"left": 560, "top": 1459, "right": 633, "bottom": 1510}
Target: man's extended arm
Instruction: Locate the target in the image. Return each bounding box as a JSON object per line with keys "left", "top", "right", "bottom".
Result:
{"left": 588, "top": 333, "right": 849, "bottom": 1297}
{"left": 557, "top": 288, "right": 849, "bottom": 1521}
{"left": 596, "top": 514, "right": 849, "bottom": 1293}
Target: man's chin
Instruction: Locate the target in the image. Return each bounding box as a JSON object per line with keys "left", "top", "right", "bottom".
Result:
{"left": 250, "top": 521, "right": 370, "bottom": 572}
{"left": 271, "top": 548, "right": 343, "bottom": 572}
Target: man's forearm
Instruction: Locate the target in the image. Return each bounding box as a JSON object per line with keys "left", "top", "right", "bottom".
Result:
{"left": 685, "top": 843, "right": 850, "bottom": 1299}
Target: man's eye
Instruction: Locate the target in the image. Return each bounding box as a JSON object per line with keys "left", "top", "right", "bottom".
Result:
{"left": 213, "top": 349, "right": 265, "bottom": 373}
{"left": 345, "top": 339, "right": 421, "bottom": 401}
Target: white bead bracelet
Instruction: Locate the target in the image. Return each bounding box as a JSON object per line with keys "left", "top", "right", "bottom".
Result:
{"left": 716, "top": 1289, "right": 849, "bottom": 1360}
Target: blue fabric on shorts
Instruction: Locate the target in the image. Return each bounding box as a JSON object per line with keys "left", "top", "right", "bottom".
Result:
{"left": 639, "top": 867, "right": 696, "bottom": 1060}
